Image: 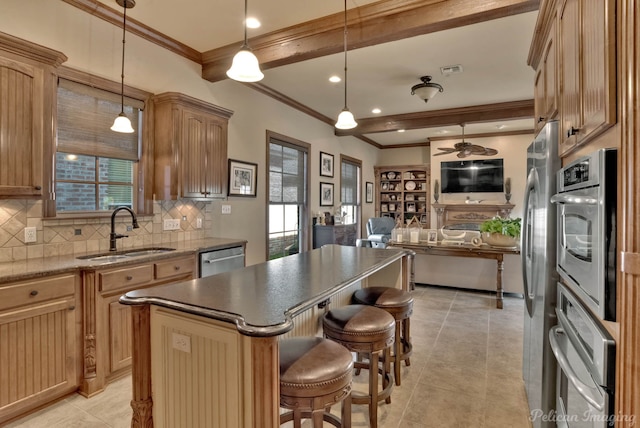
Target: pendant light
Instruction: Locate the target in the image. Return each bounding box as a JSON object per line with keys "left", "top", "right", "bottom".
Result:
{"left": 335, "top": 0, "right": 357, "bottom": 130}
{"left": 111, "top": 0, "right": 135, "bottom": 133}
{"left": 226, "top": 0, "right": 264, "bottom": 82}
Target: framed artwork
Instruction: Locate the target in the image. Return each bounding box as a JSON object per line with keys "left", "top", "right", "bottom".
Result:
{"left": 365, "top": 182, "right": 374, "bottom": 203}
{"left": 427, "top": 229, "right": 438, "bottom": 244}
{"left": 320, "top": 152, "right": 334, "bottom": 177}
{"left": 228, "top": 159, "right": 258, "bottom": 197}
{"left": 320, "top": 182, "right": 334, "bottom": 206}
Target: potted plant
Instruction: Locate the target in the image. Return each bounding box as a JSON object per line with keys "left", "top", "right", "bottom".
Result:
{"left": 479, "top": 217, "right": 521, "bottom": 247}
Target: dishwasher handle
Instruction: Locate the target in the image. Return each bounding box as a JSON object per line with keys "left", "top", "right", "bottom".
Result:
{"left": 203, "top": 254, "right": 244, "bottom": 263}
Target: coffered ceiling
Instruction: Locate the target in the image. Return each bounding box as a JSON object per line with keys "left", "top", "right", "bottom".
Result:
{"left": 72, "top": 0, "right": 540, "bottom": 147}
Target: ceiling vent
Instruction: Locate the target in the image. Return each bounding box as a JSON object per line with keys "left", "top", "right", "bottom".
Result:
{"left": 440, "top": 64, "right": 463, "bottom": 76}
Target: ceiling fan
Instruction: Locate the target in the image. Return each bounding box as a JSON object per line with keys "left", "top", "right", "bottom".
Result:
{"left": 434, "top": 124, "right": 498, "bottom": 158}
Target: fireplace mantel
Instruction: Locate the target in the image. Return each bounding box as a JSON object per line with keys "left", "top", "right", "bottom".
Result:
{"left": 432, "top": 202, "right": 515, "bottom": 230}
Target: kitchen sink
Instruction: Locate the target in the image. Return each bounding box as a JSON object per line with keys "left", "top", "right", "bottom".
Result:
{"left": 77, "top": 247, "right": 175, "bottom": 261}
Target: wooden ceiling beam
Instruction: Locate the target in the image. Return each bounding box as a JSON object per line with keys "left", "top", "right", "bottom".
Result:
{"left": 202, "top": 0, "right": 540, "bottom": 82}
{"left": 334, "top": 99, "right": 535, "bottom": 136}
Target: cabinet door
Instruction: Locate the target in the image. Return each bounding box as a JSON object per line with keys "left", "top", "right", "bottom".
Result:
{"left": 109, "top": 299, "right": 132, "bottom": 373}
{"left": 0, "top": 56, "right": 43, "bottom": 197}
{"left": 580, "top": 0, "right": 616, "bottom": 140}
{"left": 542, "top": 17, "right": 558, "bottom": 124}
{"left": 0, "top": 299, "right": 78, "bottom": 423}
{"left": 559, "top": 0, "right": 581, "bottom": 155}
{"left": 180, "top": 110, "right": 228, "bottom": 198}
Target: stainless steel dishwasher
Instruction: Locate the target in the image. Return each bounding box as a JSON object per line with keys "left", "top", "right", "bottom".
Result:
{"left": 199, "top": 246, "right": 245, "bottom": 277}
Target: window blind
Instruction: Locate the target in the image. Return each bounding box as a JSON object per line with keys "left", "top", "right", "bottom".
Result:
{"left": 341, "top": 159, "right": 359, "bottom": 204}
{"left": 57, "top": 78, "right": 142, "bottom": 161}
{"left": 269, "top": 141, "right": 307, "bottom": 204}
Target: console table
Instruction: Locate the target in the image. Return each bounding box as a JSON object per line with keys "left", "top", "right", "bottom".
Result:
{"left": 387, "top": 242, "right": 520, "bottom": 309}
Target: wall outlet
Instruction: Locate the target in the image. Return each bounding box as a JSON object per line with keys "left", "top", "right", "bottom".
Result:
{"left": 221, "top": 204, "right": 231, "bottom": 214}
{"left": 163, "top": 219, "right": 180, "bottom": 231}
{"left": 171, "top": 332, "right": 191, "bottom": 353}
{"left": 196, "top": 217, "right": 203, "bottom": 229}
{"left": 24, "top": 227, "right": 37, "bottom": 243}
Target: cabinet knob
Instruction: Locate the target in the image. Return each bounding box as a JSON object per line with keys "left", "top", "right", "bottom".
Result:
{"left": 126, "top": 275, "right": 133, "bottom": 280}
{"left": 30, "top": 290, "right": 38, "bottom": 296}
{"left": 34, "top": 185, "right": 42, "bottom": 190}
{"left": 537, "top": 116, "right": 545, "bottom": 123}
{"left": 567, "top": 127, "right": 579, "bottom": 137}
{"left": 69, "top": 305, "right": 76, "bottom": 311}
{"left": 174, "top": 266, "right": 181, "bottom": 270}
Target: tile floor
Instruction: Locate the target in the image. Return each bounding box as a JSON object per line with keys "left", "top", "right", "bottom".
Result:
{"left": 6, "top": 285, "right": 532, "bottom": 428}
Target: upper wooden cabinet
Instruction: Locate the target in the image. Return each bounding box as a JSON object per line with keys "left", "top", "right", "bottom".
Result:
{"left": 0, "top": 32, "right": 66, "bottom": 198}
{"left": 533, "top": 9, "right": 558, "bottom": 134}
{"left": 153, "top": 92, "right": 233, "bottom": 200}
{"left": 558, "top": 0, "right": 616, "bottom": 155}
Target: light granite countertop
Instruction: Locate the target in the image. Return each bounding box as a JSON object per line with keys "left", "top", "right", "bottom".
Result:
{"left": 0, "top": 238, "right": 247, "bottom": 284}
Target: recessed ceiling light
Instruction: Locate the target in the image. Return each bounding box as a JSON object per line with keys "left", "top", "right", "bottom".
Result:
{"left": 496, "top": 124, "right": 507, "bottom": 130}
{"left": 436, "top": 129, "right": 450, "bottom": 135}
{"left": 245, "top": 17, "right": 261, "bottom": 29}
{"left": 397, "top": 129, "right": 405, "bottom": 133}
{"left": 329, "top": 75, "right": 341, "bottom": 83}
{"left": 372, "top": 108, "right": 381, "bottom": 114}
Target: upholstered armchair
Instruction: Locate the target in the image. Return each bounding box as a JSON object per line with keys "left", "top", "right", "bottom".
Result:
{"left": 356, "top": 217, "right": 396, "bottom": 248}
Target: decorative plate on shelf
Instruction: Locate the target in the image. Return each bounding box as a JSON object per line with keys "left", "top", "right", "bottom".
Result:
{"left": 405, "top": 181, "right": 416, "bottom": 191}
{"left": 387, "top": 172, "right": 396, "bottom": 179}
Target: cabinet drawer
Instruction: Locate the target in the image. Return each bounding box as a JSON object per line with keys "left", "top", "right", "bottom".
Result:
{"left": 0, "top": 274, "right": 75, "bottom": 311}
{"left": 155, "top": 257, "right": 195, "bottom": 280}
{"left": 99, "top": 265, "right": 154, "bottom": 293}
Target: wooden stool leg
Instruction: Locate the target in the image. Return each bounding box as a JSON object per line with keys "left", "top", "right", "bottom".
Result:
{"left": 311, "top": 408, "right": 324, "bottom": 427}
{"left": 369, "top": 351, "right": 379, "bottom": 428}
{"left": 394, "top": 320, "right": 402, "bottom": 386}
{"left": 293, "top": 408, "right": 302, "bottom": 428}
{"left": 383, "top": 347, "right": 392, "bottom": 404}
{"left": 403, "top": 318, "right": 412, "bottom": 366}
{"left": 342, "top": 393, "right": 352, "bottom": 428}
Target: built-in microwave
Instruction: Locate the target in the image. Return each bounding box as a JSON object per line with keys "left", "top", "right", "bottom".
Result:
{"left": 550, "top": 148, "right": 617, "bottom": 321}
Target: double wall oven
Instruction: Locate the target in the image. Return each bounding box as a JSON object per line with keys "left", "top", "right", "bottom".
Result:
{"left": 549, "top": 149, "right": 617, "bottom": 427}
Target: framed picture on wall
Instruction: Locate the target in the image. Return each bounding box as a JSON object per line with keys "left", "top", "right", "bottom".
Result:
{"left": 228, "top": 159, "right": 257, "bottom": 197}
{"left": 365, "top": 182, "right": 374, "bottom": 203}
{"left": 320, "top": 182, "right": 334, "bottom": 206}
{"left": 320, "top": 152, "right": 334, "bottom": 177}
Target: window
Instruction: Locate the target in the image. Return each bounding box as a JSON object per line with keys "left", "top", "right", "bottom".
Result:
{"left": 55, "top": 74, "right": 145, "bottom": 214}
{"left": 267, "top": 132, "right": 310, "bottom": 259}
{"left": 340, "top": 155, "right": 361, "bottom": 229}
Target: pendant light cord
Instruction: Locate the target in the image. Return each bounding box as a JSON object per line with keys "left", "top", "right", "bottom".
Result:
{"left": 119, "top": 0, "right": 127, "bottom": 113}
{"left": 342, "top": 0, "right": 348, "bottom": 109}
{"left": 243, "top": 0, "right": 249, "bottom": 48}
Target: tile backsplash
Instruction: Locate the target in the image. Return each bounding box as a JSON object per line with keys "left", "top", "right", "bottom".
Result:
{"left": 0, "top": 200, "right": 213, "bottom": 262}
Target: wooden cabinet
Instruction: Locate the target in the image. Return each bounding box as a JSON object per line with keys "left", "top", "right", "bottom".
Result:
{"left": 153, "top": 92, "right": 233, "bottom": 200}
{"left": 0, "top": 32, "right": 66, "bottom": 198}
{"left": 0, "top": 273, "right": 80, "bottom": 424}
{"left": 374, "top": 165, "right": 430, "bottom": 225}
{"left": 313, "top": 224, "right": 357, "bottom": 248}
{"left": 533, "top": 8, "right": 558, "bottom": 134}
{"left": 558, "top": 0, "right": 616, "bottom": 155}
{"left": 80, "top": 255, "right": 196, "bottom": 396}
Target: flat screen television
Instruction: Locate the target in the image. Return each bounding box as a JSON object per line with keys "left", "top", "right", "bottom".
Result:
{"left": 440, "top": 159, "right": 504, "bottom": 193}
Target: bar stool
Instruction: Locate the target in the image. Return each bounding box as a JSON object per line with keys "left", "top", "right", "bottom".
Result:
{"left": 279, "top": 337, "right": 353, "bottom": 427}
{"left": 322, "top": 305, "right": 395, "bottom": 428}
{"left": 352, "top": 287, "right": 414, "bottom": 386}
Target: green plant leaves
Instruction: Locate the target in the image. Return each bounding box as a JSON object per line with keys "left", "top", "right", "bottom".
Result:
{"left": 479, "top": 217, "right": 522, "bottom": 238}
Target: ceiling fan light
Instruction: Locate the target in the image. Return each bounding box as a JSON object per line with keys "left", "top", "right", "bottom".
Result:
{"left": 411, "top": 75, "right": 443, "bottom": 103}
{"left": 111, "top": 112, "right": 135, "bottom": 133}
{"left": 335, "top": 108, "right": 358, "bottom": 129}
{"left": 226, "top": 48, "right": 264, "bottom": 82}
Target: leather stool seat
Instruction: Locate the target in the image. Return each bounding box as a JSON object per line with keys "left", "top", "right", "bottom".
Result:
{"left": 323, "top": 305, "right": 395, "bottom": 428}
{"left": 280, "top": 337, "right": 353, "bottom": 427}
{"left": 353, "top": 287, "right": 414, "bottom": 386}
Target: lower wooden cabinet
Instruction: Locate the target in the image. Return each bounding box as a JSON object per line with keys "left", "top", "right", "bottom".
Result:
{"left": 0, "top": 273, "right": 81, "bottom": 425}
{"left": 80, "top": 255, "right": 196, "bottom": 397}
{"left": 313, "top": 224, "right": 357, "bottom": 248}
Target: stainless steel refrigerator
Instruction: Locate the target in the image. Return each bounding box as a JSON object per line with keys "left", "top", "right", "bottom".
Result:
{"left": 522, "top": 120, "right": 560, "bottom": 427}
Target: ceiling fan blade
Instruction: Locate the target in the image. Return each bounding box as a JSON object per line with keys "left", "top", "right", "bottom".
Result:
{"left": 482, "top": 148, "right": 499, "bottom": 156}
{"left": 457, "top": 150, "right": 471, "bottom": 158}
{"left": 434, "top": 151, "right": 455, "bottom": 156}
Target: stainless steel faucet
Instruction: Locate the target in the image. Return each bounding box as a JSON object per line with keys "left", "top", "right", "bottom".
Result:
{"left": 109, "top": 206, "right": 140, "bottom": 251}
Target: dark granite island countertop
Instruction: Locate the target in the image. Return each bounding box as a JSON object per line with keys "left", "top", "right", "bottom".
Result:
{"left": 120, "top": 244, "right": 410, "bottom": 337}
{"left": 121, "top": 244, "right": 413, "bottom": 428}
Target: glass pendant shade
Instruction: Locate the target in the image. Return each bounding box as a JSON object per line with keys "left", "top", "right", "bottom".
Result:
{"left": 335, "top": 108, "right": 357, "bottom": 130}
{"left": 226, "top": 48, "right": 264, "bottom": 82}
{"left": 111, "top": 112, "right": 134, "bottom": 133}
{"left": 411, "top": 85, "right": 441, "bottom": 101}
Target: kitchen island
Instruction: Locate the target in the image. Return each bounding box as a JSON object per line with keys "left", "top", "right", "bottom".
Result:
{"left": 120, "top": 245, "right": 412, "bottom": 428}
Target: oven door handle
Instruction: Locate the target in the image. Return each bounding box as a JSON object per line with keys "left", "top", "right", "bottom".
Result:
{"left": 550, "top": 193, "right": 598, "bottom": 205}
{"left": 549, "top": 326, "right": 605, "bottom": 411}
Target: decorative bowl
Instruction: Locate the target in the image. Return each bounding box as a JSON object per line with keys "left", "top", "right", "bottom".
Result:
{"left": 481, "top": 232, "right": 519, "bottom": 248}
